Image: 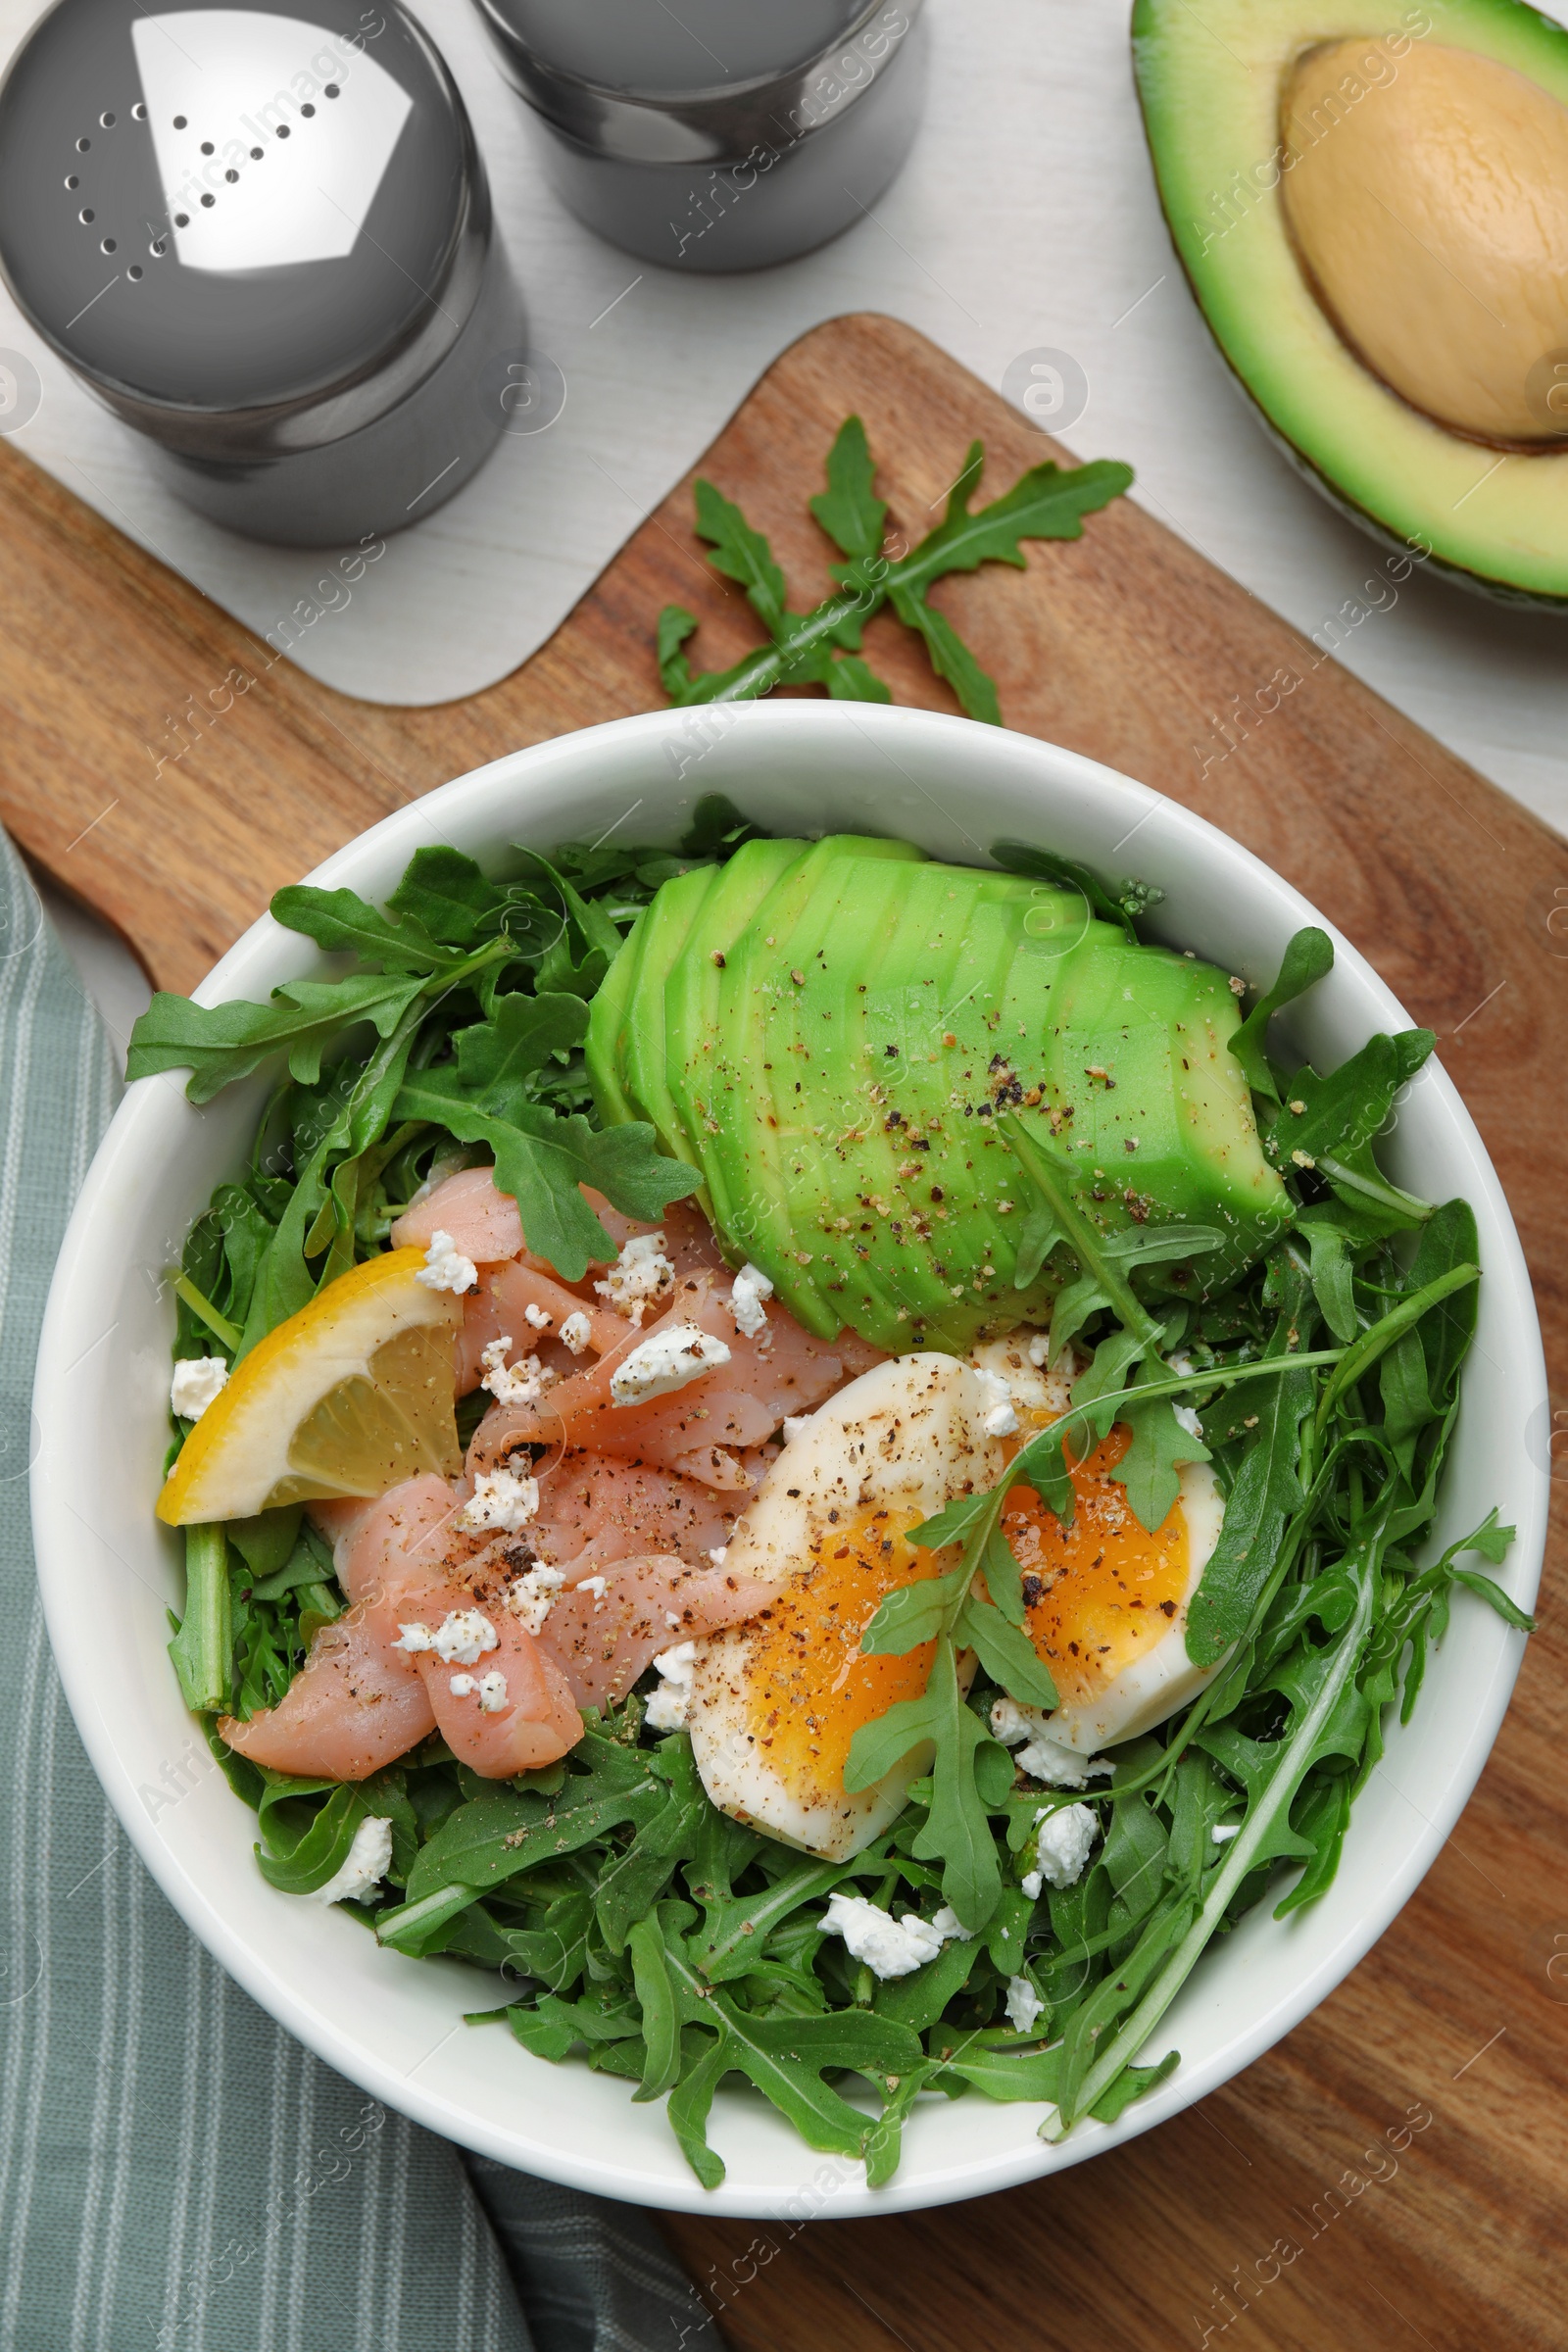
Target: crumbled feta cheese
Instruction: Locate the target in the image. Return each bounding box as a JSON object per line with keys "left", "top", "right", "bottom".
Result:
{"left": 457, "top": 1467, "right": 540, "bottom": 1534}
{"left": 990, "top": 1695, "right": 1038, "bottom": 1745}
{"left": 1164, "top": 1352, "right": 1203, "bottom": 1443}
{"left": 170, "top": 1355, "right": 228, "bottom": 1421}
{"left": 449, "top": 1666, "right": 511, "bottom": 1711}
{"left": 707, "top": 1545, "right": 727, "bottom": 1567}
{"left": 644, "top": 1641, "right": 699, "bottom": 1731}
{"left": 523, "top": 1301, "right": 553, "bottom": 1331}
{"left": 1027, "top": 1330, "right": 1051, "bottom": 1368}
{"left": 1004, "top": 1974, "right": 1045, "bottom": 2034}
{"left": 594, "top": 1232, "right": 674, "bottom": 1322}
{"left": 1025, "top": 1802, "right": 1099, "bottom": 1894}
{"left": 426, "top": 1609, "right": 500, "bottom": 1665}
{"left": 973, "top": 1367, "right": 1019, "bottom": 1440}
{"left": 416, "top": 1230, "right": 477, "bottom": 1295}
{"left": 559, "top": 1310, "right": 592, "bottom": 1354}
{"left": 609, "top": 1323, "right": 731, "bottom": 1407}
{"left": 990, "top": 1699, "right": 1115, "bottom": 1790}
{"left": 478, "top": 1338, "right": 555, "bottom": 1407}
{"left": 504, "top": 1564, "right": 564, "bottom": 1635}
{"left": 727, "top": 1262, "right": 774, "bottom": 1338}
{"left": 818, "top": 1894, "right": 971, "bottom": 1981}
{"left": 1015, "top": 1735, "right": 1115, "bottom": 1788}
{"left": 576, "top": 1574, "right": 609, "bottom": 1600}
{"left": 307, "top": 1815, "right": 393, "bottom": 1906}
{"left": 1211, "top": 1822, "right": 1241, "bottom": 1844}
{"left": 970, "top": 1339, "right": 1072, "bottom": 1420}
{"left": 782, "top": 1413, "right": 813, "bottom": 1444}
{"left": 929, "top": 1905, "right": 975, "bottom": 1943}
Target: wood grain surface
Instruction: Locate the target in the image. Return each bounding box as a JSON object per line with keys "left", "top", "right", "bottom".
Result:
{"left": 3, "top": 314, "right": 1565, "bottom": 2351}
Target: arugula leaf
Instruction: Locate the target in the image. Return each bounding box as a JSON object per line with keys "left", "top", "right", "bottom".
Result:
{"left": 888, "top": 590, "right": 1001, "bottom": 725}
{"left": 1011, "top": 1200, "right": 1063, "bottom": 1291}
{"left": 1231, "top": 927, "right": 1334, "bottom": 1102}
{"left": 657, "top": 608, "right": 699, "bottom": 700}
{"left": 693, "top": 478, "right": 788, "bottom": 633}
{"left": 656, "top": 417, "right": 1132, "bottom": 724}
{"left": 846, "top": 1639, "right": 1007, "bottom": 1929}
{"left": 1294, "top": 1203, "right": 1361, "bottom": 1342}
{"left": 858, "top": 1569, "right": 963, "bottom": 1657}
{"left": 270, "top": 884, "right": 452, "bottom": 974}
{"left": 256, "top": 1783, "right": 369, "bottom": 1896}
{"left": 1316, "top": 1259, "right": 1479, "bottom": 1432}
{"left": 1406, "top": 1199, "right": 1481, "bottom": 1414}
{"left": 890, "top": 446, "right": 1135, "bottom": 594}
{"left": 654, "top": 1935, "right": 922, "bottom": 2174}
{"left": 953, "top": 1592, "right": 1058, "bottom": 1711}
{"left": 393, "top": 1060, "right": 697, "bottom": 1281}
{"left": 128, "top": 972, "right": 425, "bottom": 1104}
{"left": 872, "top": 1936, "right": 983, "bottom": 2034}
{"left": 1113, "top": 1361, "right": 1210, "bottom": 1534}
{"left": 1274, "top": 1030, "right": 1436, "bottom": 1222}
{"left": 386, "top": 847, "right": 508, "bottom": 949}
{"left": 677, "top": 794, "right": 771, "bottom": 859}
{"left": 808, "top": 415, "right": 888, "bottom": 563}
{"left": 1186, "top": 1281, "right": 1314, "bottom": 1667}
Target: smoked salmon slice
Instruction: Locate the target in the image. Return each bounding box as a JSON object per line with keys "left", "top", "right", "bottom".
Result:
{"left": 535, "top": 1553, "right": 773, "bottom": 1711}
{"left": 468, "top": 1276, "right": 880, "bottom": 1486}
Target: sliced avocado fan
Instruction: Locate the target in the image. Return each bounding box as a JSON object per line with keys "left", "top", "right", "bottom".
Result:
{"left": 586, "top": 836, "right": 1289, "bottom": 1352}
{"left": 1134, "top": 0, "right": 1568, "bottom": 605}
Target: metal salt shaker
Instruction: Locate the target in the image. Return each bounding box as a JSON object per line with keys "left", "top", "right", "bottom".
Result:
{"left": 0, "top": 0, "right": 524, "bottom": 545}
{"left": 470, "top": 0, "right": 929, "bottom": 273}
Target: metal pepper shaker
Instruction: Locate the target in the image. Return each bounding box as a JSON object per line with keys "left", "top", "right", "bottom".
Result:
{"left": 470, "top": 0, "right": 928, "bottom": 273}
{"left": 0, "top": 0, "right": 523, "bottom": 545}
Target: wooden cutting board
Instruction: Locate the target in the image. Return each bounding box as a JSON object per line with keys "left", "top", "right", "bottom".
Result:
{"left": 5, "top": 314, "right": 1565, "bottom": 2352}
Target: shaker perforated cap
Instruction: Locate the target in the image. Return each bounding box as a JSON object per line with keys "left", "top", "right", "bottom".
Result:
{"left": 0, "top": 0, "right": 481, "bottom": 436}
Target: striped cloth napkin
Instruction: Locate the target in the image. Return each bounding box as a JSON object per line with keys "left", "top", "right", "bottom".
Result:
{"left": 0, "top": 831, "right": 713, "bottom": 2352}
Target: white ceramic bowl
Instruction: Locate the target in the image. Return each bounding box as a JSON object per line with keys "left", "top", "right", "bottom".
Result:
{"left": 33, "top": 704, "right": 1547, "bottom": 2218}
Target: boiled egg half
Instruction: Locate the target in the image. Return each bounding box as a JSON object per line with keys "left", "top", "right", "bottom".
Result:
{"left": 684, "top": 1354, "right": 1004, "bottom": 1860}
{"left": 682, "top": 1339, "right": 1225, "bottom": 1860}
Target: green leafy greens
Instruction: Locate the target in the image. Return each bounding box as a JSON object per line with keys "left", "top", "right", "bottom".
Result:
{"left": 129, "top": 838, "right": 707, "bottom": 1391}
{"left": 656, "top": 416, "right": 1133, "bottom": 724}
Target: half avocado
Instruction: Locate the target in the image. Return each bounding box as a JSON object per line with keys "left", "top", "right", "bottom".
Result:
{"left": 1133, "top": 0, "right": 1568, "bottom": 605}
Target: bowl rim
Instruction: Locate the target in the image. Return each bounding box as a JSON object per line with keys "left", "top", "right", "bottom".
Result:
{"left": 31, "top": 701, "right": 1548, "bottom": 2217}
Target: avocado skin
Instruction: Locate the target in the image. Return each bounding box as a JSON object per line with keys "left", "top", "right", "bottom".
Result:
{"left": 1132, "top": 0, "right": 1568, "bottom": 607}
{"left": 594, "top": 839, "right": 1288, "bottom": 1349}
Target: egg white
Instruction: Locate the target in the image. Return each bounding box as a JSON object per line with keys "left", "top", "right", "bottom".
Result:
{"left": 684, "top": 1353, "right": 1004, "bottom": 1861}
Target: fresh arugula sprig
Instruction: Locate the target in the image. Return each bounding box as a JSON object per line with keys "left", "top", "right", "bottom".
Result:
{"left": 127, "top": 841, "right": 706, "bottom": 1342}
{"left": 657, "top": 416, "right": 1133, "bottom": 724}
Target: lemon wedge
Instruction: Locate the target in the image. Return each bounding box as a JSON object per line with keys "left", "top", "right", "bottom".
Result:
{"left": 157, "top": 1248, "right": 463, "bottom": 1525}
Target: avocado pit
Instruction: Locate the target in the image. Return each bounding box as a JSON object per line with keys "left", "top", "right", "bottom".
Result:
{"left": 1280, "top": 36, "right": 1568, "bottom": 448}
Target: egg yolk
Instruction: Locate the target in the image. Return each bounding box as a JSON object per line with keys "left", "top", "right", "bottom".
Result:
{"left": 1000, "top": 1425, "right": 1189, "bottom": 1709}
{"left": 743, "top": 1505, "right": 946, "bottom": 1798}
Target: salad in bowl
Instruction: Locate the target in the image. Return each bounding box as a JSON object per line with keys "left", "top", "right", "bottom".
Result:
{"left": 33, "top": 707, "right": 1546, "bottom": 2212}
